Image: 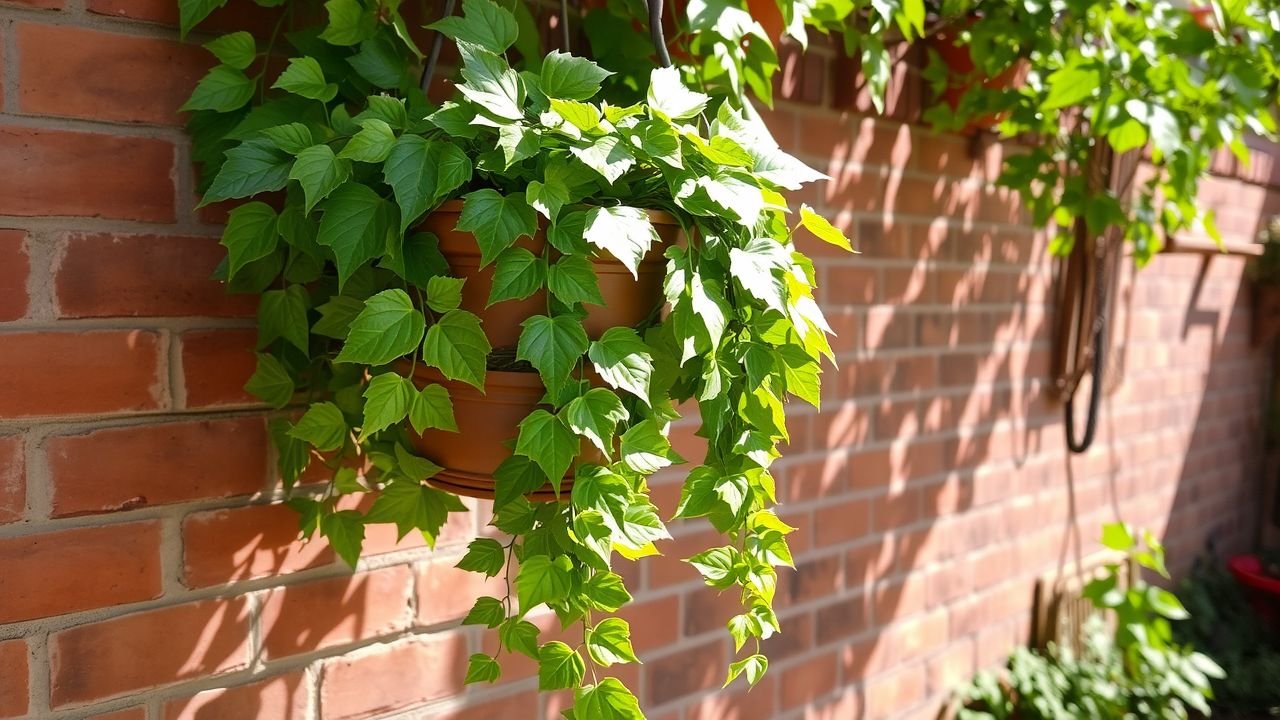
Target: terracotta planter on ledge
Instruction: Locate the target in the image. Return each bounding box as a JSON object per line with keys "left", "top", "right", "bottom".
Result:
{"left": 419, "top": 200, "right": 683, "bottom": 349}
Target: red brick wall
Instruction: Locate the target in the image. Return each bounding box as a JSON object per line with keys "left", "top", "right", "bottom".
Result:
{"left": 1, "top": 4, "right": 1278, "bottom": 720}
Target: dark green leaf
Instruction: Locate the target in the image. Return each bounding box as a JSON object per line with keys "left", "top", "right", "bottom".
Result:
{"left": 319, "top": 0, "right": 376, "bottom": 45}
{"left": 272, "top": 57, "right": 338, "bottom": 102}
{"left": 204, "top": 32, "right": 256, "bottom": 69}
{"left": 361, "top": 373, "right": 414, "bottom": 440}
{"left": 464, "top": 653, "right": 501, "bottom": 684}
{"left": 517, "top": 314, "right": 588, "bottom": 393}
{"left": 289, "top": 145, "right": 352, "bottom": 213}
{"left": 540, "top": 50, "right": 612, "bottom": 100}
{"left": 204, "top": 139, "right": 293, "bottom": 204}
{"left": 422, "top": 309, "right": 490, "bottom": 389}
{"left": 335, "top": 289, "right": 426, "bottom": 365}
{"left": 321, "top": 510, "right": 365, "bottom": 567}
{"left": 457, "top": 537, "right": 506, "bottom": 577}
{"left": 562, "top": 388, "right": 626, "bottom": 457}
{"left": 489, "top": 247, "right": 546, "bottom": 305}
{"left": 244, "top": 353, "right": 294, "bottom": 408}
{"left": 220, "top": 201, "right": 279, "bottom": 278}
{"left": 313, "top": 295, "right": 365, "bottom": 339}
{"left": 455, "top": 189, "right": 538, "bottom": 267}
{"left": 425, "top": 276, "right": 465, "bottom": 313}
{"left": 182, "top": 65, "right": 255, "bottom": 112}
{"left": 318, "top": 182, "right": 393, "bottom": 288}
{"left": 258, "top": 285, "right": 310, "bottom": 353}
{"left": 499, "top": 618, "right": 540, "bottom": 658}
{"left": 517, "top": 554, "right": 573, "bottom": 613}
{"left": 338, "top": 119, "right": 397, "bottom": 163}
{"left": 515, "top": 409, "right": 577, "bottom": 485}
{"left": 409, "top": 383, "right": 457, "bottom": 433}
{"left": 548, "top": 255, "right": 604, "bottom": 306}
{"left": 427, "top": 0, "right": 518, "bottom": 53}
{"left": 587, "top": 327, "right": 652, "bottom": 403}
{"left": 462, "top": 596, "right": 506, "bottom": 627}
{"left": 384, "top": 136, "right": 473, "bottom": 232}
{"left": 261, "top": 123, "right": 315, "bottom": 154}
{"left": 289, "top": 401, "right": 347, "bottom": 451}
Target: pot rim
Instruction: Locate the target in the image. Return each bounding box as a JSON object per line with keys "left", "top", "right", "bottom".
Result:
{"left": 397, "top": 361, "right": 546, "bottom": 391}
{"left": 431, "top": 198, "right": 681, "bottom": 226}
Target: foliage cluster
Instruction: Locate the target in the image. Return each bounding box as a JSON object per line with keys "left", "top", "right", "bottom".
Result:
{"left": 959, "top": 524, "right": 1225, "bottom": 720}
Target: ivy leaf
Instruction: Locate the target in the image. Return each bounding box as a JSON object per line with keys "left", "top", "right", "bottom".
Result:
{"left": 586, "top": 618, "right": 639, "bottom": 667}
{"left": 384, "top": 136, "right": 474, "bottom": 232}
{"left": 179, "top": 0, "right": 227, "bottom": 37}
{"left": 204, "top": 138, "right": 294, "bottom": 204}
{"left": 1042, "top": 62, "right": 1099, "bottom": 110}
{"left": 312, "top": 295, "right": 364, "bottom": 339}
{"left": 517, "top": 554, "right": 572, "bottom": 613}
{"left": 575, "top": 678, "right": 644, "bottom": 720}
{"left": 321, "top": 510, "right": 365, "bottom": 567}
{"left": 182, "top": 65, "right": 255, "bottom": 112}
{"left": 348, "top": 36, "right": 409, "bottom": 88}
{"left": 319, "top": 0, "right": 376, "bottom": 46}
{"left": 799, "top": 204, "right": 854, "bottom": 252}
{"left": 338, "top": 119, "right": 397, "bottom": 163}
{"left": 588, "top": 327, "right": 652, "bottom": 403}
{"left": 383, "top": 232, "right": 449, "bottom": 291}
{"left": 462, "top": 596, "right": 506, "bottom": 627}
{"left": 548, "top": 255, "right": 604, "bottom": 306}
{"left": 497, "top": 125, "right": 540, "bottom": 168}
{"left": 289, "top": 401, "right": 347, "bottom": 451}
{"left": 455, "top": 40, "right": 524, "bottom": 120}
{"left": 422, "top": 309, "right": 490, "bottom": 389}
{"left": 318, "top": 182, "right": 393, "bottom": 289}
{"left": 456, "top": 537, "right": 507, "bottom": 577}
{"left": 499, "top": 618, "right": 540, "bottom": 658}
{"left": 425, "top": 276, "right": 465, "bottom": 313}
{"left": 515, "top": 409, "right": 577, "bottom": 486}
{"left": 409, "top": 383, "right": 457, "bottom": 433}
{"left": 270, "top": 418, "right": 310, "bottom": 490}
{"left": 365, "top": 478, "right": 460, "bottom": 542}
{"left": 289, "top": 145, "right": 352, "bottom": 213}
{"left": 517, "top": 314, "right": 589, "bottom": 394}
{"left": 261, "top": 123, "right": 315, "bottom": 154}
{"left": 570, "top": 136, "right": 634, "bottom": 184}
{"left": 427, "top": 0, "right": 518, "bottom": 53}
{"left": 272, "top": 57, "right": 339, "bottom": 102}
{"left": 778, "top": 344, "right": 821, "bottom": 407}
{"left": 562, "top": 388, "right": 627, "bottom": 457}
{"left": 464, "top": 653, "right": 501, "bottom": 684}
{"left": 526, "top": 176, "right": 571, "bottom": 221}
{"left": 493, "top": 454, "right": 550, "bottom": 509}
{"left": 335, "top": 289, "right": 426, "bottom": 366}
{"left": 582, "top": 206, "right": 658, "bottom": 278}
{"left": 258, "top": 285, "right": 310, "bottom": 353}
{"left": 573, "top": 510, "right": 614, "bottom": 570}
{"left": 729, "top": 238, "right": 788, "bottom": 311}
{"left": 647, "top": 66, "right": 708, "bottom": 120}
{"left": 244, "top": 353, "right": 294, "bottom": 408}
{"left": 360, "top": 373, "right": 414, "bottom": 440}
{"left": 550, "top": 98, "right": 603, "bottom": 132}
{"left": 537, "top": 641, "right": 585, "bottom": 690}
{"left": 204, "top": 32, "right": 256, "bottom": 69}
{"left": 540, "top": 50, "right": 613, "bottom": 100}
{"left": 724, "top": 654, "right": 768, "bottom": 688}
{"left": 356, "top": 95, "right": 410, "bottom": 130}
{"left": 583, "top": 572, "right": 632, "bottom": 612}
{"left": 221, "top": 202, "right": 278, "bottom": 278}
{"left": 689, "top": 546, "right": 739, "bottom": 588}
{"left": 489, "top": 247, "right": 546, "bottom": 305}
{"left": 619, "top": 420, "right": 677, "bottom": 474}
{"left": 455, "top": 189, "right": 538, "bottom": 267}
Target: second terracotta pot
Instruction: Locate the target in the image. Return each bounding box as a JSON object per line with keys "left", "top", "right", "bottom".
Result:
{"left": 419, "top": 200, "right": 682, "bottom": 349}
{"left": 405, "top": 364, "right": 591, "bottom": 502}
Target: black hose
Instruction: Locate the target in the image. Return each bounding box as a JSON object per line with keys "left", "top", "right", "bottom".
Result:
{"left": 647, "top": 0, "right": 672, "bottom": 68}
{"left": 1065, "top": 316, "right": 1105, "bottom": 454}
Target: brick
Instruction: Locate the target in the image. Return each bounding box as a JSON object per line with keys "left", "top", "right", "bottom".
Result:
{"left": 183, "top": 503, "right": 335, "bottom": 587}
{"left": 86, "top": 0, "right": 283, "bottom": 34}
{"left": 51, "top": 598, "right": 252, "bottom": 707}
{"left": 88, "top": 709, "right": 147, "bottom": 720}
{"left": 56, "top": 233, "right": 254, "bottom": 318}
{"left": 431, "top": 691, "right": 539, "bottom": 720}
{"left": 180, "top": 329, "right": 258, "bottom": 407}
{"left": 0, "top": 436, "right": 24, "bottom": 524}
{"left": 47, "top": 417, "right": 268, "bottom": 517}
{"left": 687, "top": 676, "right": 778, "bottom": 720}
{"left": 261, "top": 566, "right": 413, "bottom": 659}
{"left": 644, "top": 640, "right": 724, "bottom": 707}
{"left": 320, "top": 635, "right": 466, "bottom": 720}
{"left": 163, "top": 671, "right": 307, "bottom": 719}
{"left": 0, "top": 230, "right": 28, "bottom": 320}
{"left": 814, "top": 496, "right": 871, "bottom": 547}
{"left": 415, "top": 556, "right": 503, "bottom": 627}
{"left": 863, "top": 664, "right": 927, "bottom": 717}
{"left": 0, "top": 127, "right": 175, "bottom": 222}
{"left": 0, "top": 639, "right": 27, "bottom": 719}
{"left": 18, "top": 24, "right": 209, "bottom": 125}
{"left": 0, "top": 331, "right": 163, "bottom": 417}
{"left": 3, "top": 0, "right": 62, "bottom": 8}
{"left": 780, "top": 650, "right": 839, "bottom": 710}
{"left": 0, "top": 522, "right": 162, "bottom": 623}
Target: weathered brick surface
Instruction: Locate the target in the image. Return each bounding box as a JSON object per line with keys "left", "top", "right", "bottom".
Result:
{"left": 0, "top": 2, "right": 1274, "bottom": 718}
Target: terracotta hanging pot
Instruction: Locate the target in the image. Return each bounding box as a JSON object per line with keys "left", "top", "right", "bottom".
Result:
{"left": 403, "top": 364, "right": 601, "bottom": 502}
{"left": 927, "top": 23, "right": 1027, "bottom": 134}
{"left": 418, "top": 201, "right": 683, "bottom": 349}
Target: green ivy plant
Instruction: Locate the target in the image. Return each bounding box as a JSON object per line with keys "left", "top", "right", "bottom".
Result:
{"left": 959, "top": 523, "right": 1225, "bottom": 720}
{"left": 180, "top": 0, "right": 850, "bottom": 714}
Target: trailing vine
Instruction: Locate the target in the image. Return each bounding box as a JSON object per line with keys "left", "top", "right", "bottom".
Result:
{"left": 180, "top": 0, "right": 848, "bottom": 713}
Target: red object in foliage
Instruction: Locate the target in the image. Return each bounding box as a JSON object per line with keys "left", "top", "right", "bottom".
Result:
{"left": 927, "top": 24, "right": 1026, "bottom": 133}
{"left": 1189, "top": 4, "right": 1216, "bottom": 30}
{"left": 1228, "top": 554, "right": 1280, "bottom": 629}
